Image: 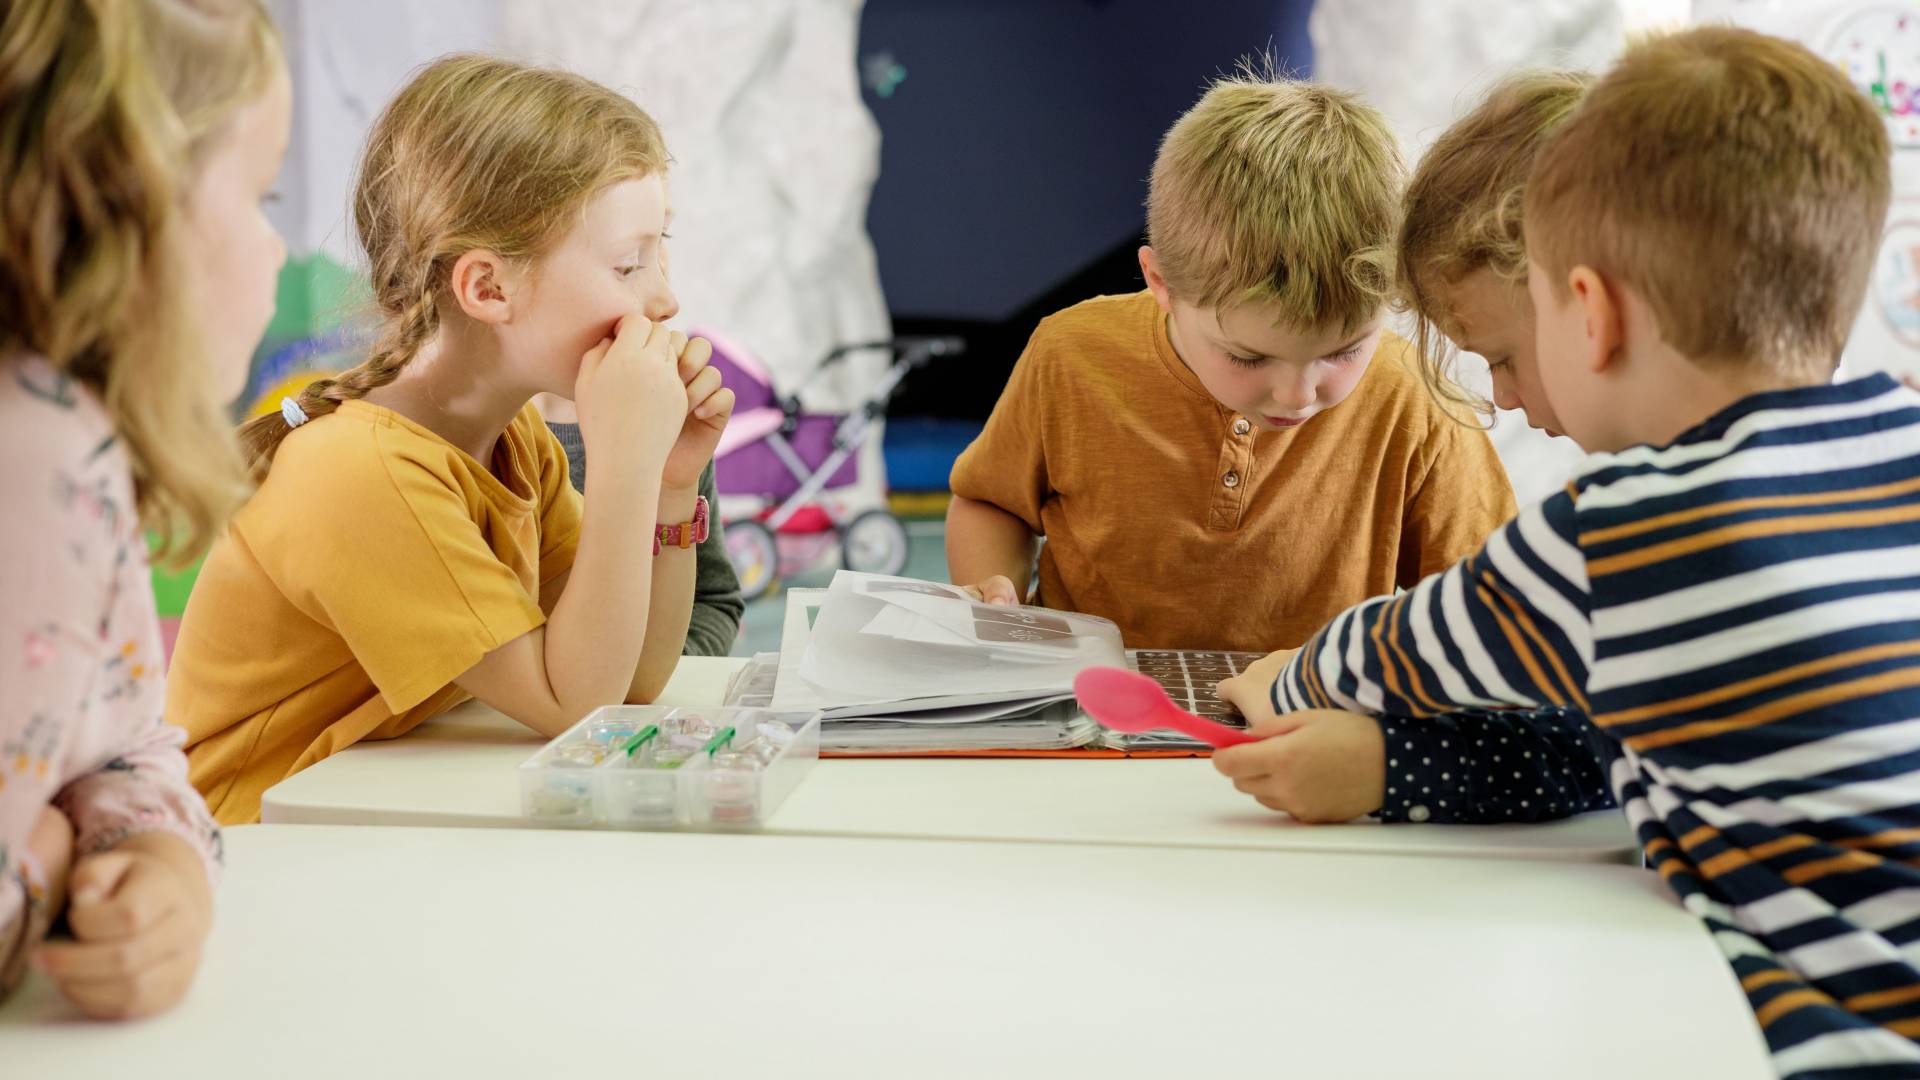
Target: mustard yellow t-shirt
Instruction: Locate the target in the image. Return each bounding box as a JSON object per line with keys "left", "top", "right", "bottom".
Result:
{"left": 169, "top": 401, "right": 581, "bottom": 824}
{"left": 949, "top": 291, "right": 1517, "bottom": 652}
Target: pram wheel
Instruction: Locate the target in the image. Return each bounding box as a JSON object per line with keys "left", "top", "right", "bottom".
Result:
{"left": 840, "top": 509, "right": 910, "bottom": 577}
{"left": 726, "top": 519, "right": 781, "bottom": 601}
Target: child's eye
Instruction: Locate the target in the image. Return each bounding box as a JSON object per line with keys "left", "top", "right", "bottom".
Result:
{"left": 1227, "top": 353, "right": 1265, "bottom": 369}
{"left": 617, "top": 264, "right": 645, "bottom": 278}
{"left": 1326, "top": 345, "right": 1365, "bottom": 364}
{"left": 260, "top": 189, "right": 283, "bottom": 206}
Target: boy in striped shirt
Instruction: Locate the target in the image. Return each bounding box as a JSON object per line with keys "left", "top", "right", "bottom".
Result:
{"left": 1217, "top": 26, "right": 1920, "bottom": 1077}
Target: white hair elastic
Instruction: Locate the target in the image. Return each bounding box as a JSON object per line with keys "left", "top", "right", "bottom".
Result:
{"left": 280, "top": 396, "right": 310, "bottom": 428}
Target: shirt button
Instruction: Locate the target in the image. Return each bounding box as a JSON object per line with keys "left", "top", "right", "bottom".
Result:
{"left": 1232, "top": 418, "right": 1251, "bottom": 436}
{"left": 1408, "top": 805, "right": 1432, "bottom": 823}
{"left": 1222, "top": 471, "right": 1240, "bottom": 489}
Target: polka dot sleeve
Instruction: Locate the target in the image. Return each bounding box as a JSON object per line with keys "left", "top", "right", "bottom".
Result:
{"left": 1373, "top": 708, "right": 1616, "bottom": 824}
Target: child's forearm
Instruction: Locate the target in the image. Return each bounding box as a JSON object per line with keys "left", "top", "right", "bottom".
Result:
{"left": 945, "top": 496, "right": 1038, "bottom": 599}
{"left": 626, "top": 483, "right": 700, "bottom": 702}
{"left": 1373, "top": 709, "right": 1616, "bottom": 824}
{"left": 544, "top": 466, "right": 660, "bottom": 718}
{"left": 1278, "top": 500, "right": 1593, "bottom": 721}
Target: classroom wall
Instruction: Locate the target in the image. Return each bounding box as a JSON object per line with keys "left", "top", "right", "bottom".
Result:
{"left": 857, "top": 0, "right": 1315, "bottom": 323}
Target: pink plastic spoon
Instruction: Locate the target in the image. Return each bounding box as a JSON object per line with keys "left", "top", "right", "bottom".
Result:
{"left": 1073, "top": 666, "right": 1258, "bottom": 748}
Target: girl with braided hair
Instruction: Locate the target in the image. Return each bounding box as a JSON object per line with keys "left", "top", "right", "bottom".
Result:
{"left": 170, "top": 54, "right": 733, "bottom": 824}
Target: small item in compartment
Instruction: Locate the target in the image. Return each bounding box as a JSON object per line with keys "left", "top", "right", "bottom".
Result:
{"left": 650, "top": 746, "right": 693, "bottom": 770}
{"left": 528, "top": 745, "right": 599, "bottom": 821}
{"left": 666, "top": 711, "right": 720, "bottom": 752}
{"left": 555, "top": 742, "right": 610, "bottom": 767}
{"left": 616, "top": 768, "right": 678, "bottom": 826}
{"left": 705, "top": 750, "right": 762, "bottom": 825}
{"left": 587, "top": 719, "right": 645, "bottom": 745}
{"left": 745, "top": 738, "right": 782, "bottom": 766}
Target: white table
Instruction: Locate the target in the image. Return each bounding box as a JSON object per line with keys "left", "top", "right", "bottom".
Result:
{"left": 0, "top": 825, "right": 1769, "bottom": 1080}
{"left": 261, "top": 655, "right": 1639, "bottom": 863}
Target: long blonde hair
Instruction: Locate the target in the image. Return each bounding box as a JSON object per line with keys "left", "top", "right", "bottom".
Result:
{"left": 1396, "top": 70, "right": 1591, "bottom": 421}
{"left": 238, "top": 53, "right": 670, "bottom": 471}
{"left": 0, "top": 0, "right": 282, "bottom": 567}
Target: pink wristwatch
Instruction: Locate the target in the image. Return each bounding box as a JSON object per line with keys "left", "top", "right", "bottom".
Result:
{"left": 654, "top": 495, "right": 710, "bottom": 555}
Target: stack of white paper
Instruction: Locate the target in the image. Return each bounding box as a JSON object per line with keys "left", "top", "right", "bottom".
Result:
{"left": 767, "top": 573, "right": 1124, "bottom": 752}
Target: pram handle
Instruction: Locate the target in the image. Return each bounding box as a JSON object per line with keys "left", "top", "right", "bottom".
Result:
{"left": 781, "top": 336, "right": 967, "bottom": 419}
{"left": 816, "top": 336, "right": 966, "bottom": 367}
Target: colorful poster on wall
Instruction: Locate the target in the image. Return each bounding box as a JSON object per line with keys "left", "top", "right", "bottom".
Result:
{"left": 1695, "top": 0, "right": 1920, "bottom": 382}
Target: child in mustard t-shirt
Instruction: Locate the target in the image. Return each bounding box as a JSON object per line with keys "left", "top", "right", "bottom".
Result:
{"left": 168, "top": 56, "right": 735, "bottom": 824}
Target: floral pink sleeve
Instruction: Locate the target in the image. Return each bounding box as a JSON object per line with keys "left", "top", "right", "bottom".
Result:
{"left": 0, "top": 358, "right": 221, "bottom": 998}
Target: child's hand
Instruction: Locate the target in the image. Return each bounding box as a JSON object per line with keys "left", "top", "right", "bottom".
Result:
{"left": 959, "top": 576, "right": 1021, "bottom": 606}
{"left": 1211, "top": 710, "right": 1386, "bottom": 823}
{"left": 26, "top": 804, "right": 75, "bottom": 899}
{"left": 34, "top": 831, "right": 213, "bottom": 1020}
{"left": 574, "top": 316, "right": 686, "bottom": 476}
{"left": 1214, "top": 647, "right": 1297, "bottom": 727}
{"left": 662, "top": 333, "right": 734, "bottom": 491}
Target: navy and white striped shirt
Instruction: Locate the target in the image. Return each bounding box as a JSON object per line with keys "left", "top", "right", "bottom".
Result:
{"left": 1274, "top": 374, "right": 1920, "bottom": 1077}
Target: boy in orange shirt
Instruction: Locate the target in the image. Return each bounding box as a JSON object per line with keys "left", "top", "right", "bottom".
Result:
{"left": 947, "top": 72, "right": 1515, "bottom": 652}
{"left": 942, "top": 72, "right": 1610, "bottom": 816}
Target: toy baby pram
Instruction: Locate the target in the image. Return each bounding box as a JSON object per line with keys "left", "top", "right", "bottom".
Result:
{"left": 700, "top": 330, "right": 964, "bottom": 600}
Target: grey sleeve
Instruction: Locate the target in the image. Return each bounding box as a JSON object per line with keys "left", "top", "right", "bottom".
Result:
{"left": 547, "top": 421, "right": 742, "bottom": 657}
{"left": 548, "top": 419, "right": 588, "bottom": 496}
{"left": 683, "top": 461, "right": 744, "bottom": 656}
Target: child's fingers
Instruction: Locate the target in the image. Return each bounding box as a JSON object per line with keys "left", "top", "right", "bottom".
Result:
{"left": 684, "top": 365, "right": 724, "bottom": 410}
{"left": 66, "top": 855, "right": 173, "bottom": 941}
{"left": 961, "top": 577, "right": 1018, "bottom": 605}
{"left": 1228, "top": 774, "right": 1274, "bottom": 797}
{"left": 65, "top": 850, "right": 134, "bottom": 911}
{"left": 677, "top": 335, "right": 713, "bottom": 384}
{"left": 577, "top": 338, "right": 613, "bottom": 380}
{"left": 1253, "top": 794, "right": 1293, "bottom": 815}
{"left": 36, "top": 907, "right": 188, "bottom": 981}
{"left": 1214, "top": 674, "right": 1261, "bottom": 715}
{"left": 637, "top": 316, "right": 668, "bottom": 351}
{"left": 693, "top": 386, "right": 735, "bottom": 425}
{"left": 53, "top": 952, "right": 196, "bottom": 1020}
{"left": 1241, "top": 710, "right": 1300, "bottom": 738}
{"left": 1210, "top": 742, "right": 1270, "bottom": 779}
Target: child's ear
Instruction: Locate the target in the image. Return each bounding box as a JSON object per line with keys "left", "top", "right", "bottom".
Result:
{"left": 1138, "top": 246, "right": 1174, "bottom": 315}
{"left": 1566, "top": 265, "right": 1624, "bottom": 375}
{"left": 449, "top": 249, "right": 513, "bottom": 324}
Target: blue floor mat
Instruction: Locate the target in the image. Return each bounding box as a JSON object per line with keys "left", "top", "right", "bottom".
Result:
{"left": 882, "top": 417, "right": 982, "bottom": 493}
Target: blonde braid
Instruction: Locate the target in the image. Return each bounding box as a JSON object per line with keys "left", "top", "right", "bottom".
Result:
{"left": 237, "top": 284, "right": 438, "bottom": 474}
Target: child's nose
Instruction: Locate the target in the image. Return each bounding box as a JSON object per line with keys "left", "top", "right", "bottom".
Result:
{"left": 1270, "top": 372, "right": 1316, "bottom": 412}
{"left": 642, "top": 283, "right": 679, "bottom": 324}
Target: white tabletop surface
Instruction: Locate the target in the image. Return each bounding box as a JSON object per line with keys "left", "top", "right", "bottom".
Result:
{"left": 261, "top": 655, "right": 1639, "bottom": 862}
{"left": 0, "top": 824, "right": 1768, "bottom": 1080}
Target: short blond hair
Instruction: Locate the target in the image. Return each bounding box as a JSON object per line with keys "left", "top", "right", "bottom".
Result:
{"left": 1399, "top": 70, "right": 1592, "bottom": 419}
{"left": 1525, "top": 26, "right": 1890, "bottom": 378}
{"left": 0, "top": 0, "right": 283, "bottom": 567}
{"left": 1147, "top": 69, "right": 1402, "bottom": 334}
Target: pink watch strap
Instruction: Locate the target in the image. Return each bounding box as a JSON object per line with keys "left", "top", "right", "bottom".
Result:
{"left": 653, "top": 495, "right": 710, "bottom": 555}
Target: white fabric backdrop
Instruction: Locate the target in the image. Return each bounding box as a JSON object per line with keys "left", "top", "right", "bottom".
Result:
{"left": 1310, "top": 0, "right": 1626, "bottom": 505}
